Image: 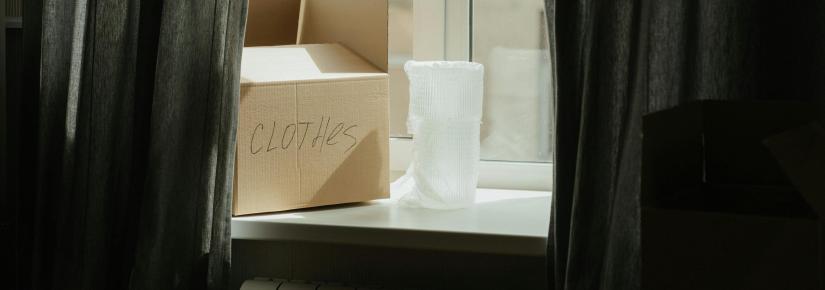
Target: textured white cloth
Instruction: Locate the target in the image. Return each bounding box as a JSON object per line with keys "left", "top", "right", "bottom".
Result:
{"left": 392, "top": 61, "right": 485, "bottom": 209}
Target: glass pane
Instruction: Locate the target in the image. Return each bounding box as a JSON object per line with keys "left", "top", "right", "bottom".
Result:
{"left": 473, "top": 0, "right": 553, "bottom": 163}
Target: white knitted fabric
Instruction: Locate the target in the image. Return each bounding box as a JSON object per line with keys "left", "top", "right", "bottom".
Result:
{"left": 392, "top": 61, "right": 485, "bottom": 209}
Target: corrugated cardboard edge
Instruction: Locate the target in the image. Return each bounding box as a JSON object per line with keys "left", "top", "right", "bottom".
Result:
{"left": 234, "top": 194, "right": 386, "bottom": 216}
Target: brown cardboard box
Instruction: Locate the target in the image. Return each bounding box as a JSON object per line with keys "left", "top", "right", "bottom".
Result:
{"left": 234, "top": 0, "right": 389, "bottom": 215}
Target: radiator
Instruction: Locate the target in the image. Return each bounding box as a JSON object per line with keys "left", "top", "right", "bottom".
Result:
{"left": 241, "top": 277, "right": 380, "bottom": 290}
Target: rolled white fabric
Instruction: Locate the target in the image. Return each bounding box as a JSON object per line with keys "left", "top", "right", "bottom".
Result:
{"left": 392, "top": 61, "right": 484, "bottom": 209}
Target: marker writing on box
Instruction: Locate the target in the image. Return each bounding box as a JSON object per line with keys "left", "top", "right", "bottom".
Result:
{"left": 249, "top": 115, "right": 359, "bottom": 155}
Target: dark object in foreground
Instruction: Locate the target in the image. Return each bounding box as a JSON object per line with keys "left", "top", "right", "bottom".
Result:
{"left": 642, "top": 101, "right": 823, "bottom": 290}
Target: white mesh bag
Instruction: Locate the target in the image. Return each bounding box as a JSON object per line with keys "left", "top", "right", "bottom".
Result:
{"left": 392, "top": 61, "right": 484, "bottom": 209}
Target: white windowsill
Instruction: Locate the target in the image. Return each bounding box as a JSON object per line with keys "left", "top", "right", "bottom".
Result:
{"left": 231, "top": 188, "right": 551, "bottom": 256}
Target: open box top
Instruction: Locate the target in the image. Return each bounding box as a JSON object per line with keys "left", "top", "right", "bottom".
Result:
{"left": 240, "top": 43, "right": 386, "bottom": 85}
{"left": 244, "top": 0, "right": 388, "bottom": 72}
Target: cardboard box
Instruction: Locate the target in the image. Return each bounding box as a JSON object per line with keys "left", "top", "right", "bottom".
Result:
{"left": 641, "top": 100, "right": 825, "bottom": 289}
{"left": 234, "top": 0, "right": 389, "bottom": 215}
{"left": 642, "top": 123, "right": 825, "bottom": 289}
{"left": 642, "top": 100, "right": 814, "bottom": 206}
{"left": 642, "top": 206, "right": 820, "bottom": 290}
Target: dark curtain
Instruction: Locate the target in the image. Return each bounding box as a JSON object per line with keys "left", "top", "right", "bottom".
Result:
{"left": 16, "top": 0, "right": 248, "bottom": 289}
{"left": 546, "top": 0, "right": 825, "bottom": 289}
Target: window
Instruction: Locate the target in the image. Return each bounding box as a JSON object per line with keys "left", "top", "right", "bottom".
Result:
{"left": 388, "top": 0, "right": 553, "bottom": 191}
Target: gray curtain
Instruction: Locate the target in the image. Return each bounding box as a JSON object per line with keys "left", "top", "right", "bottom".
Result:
{"left": 18, "top": 0, "right": 248, "bottom": 289}
{"left": 546, "top": 0, "right": 825, "bottom": 289}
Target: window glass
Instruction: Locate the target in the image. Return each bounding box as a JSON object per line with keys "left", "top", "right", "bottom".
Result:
{"left": 474, "top": 0, "right": 553, "bottom": 162}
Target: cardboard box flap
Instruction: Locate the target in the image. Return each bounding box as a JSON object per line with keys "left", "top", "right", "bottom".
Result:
{"left": 244, "top": 0, "right": 388, "bottom": 72}
{"left": 245, "top": 0, "right": 302, "bottom": 47}
{"left": 764, "top": 123, "right": 825, "bottom": 216}
{"left": 297, "top": 0, "right": 388, "bottom": 72}
{"left": 241, "top": 43, "right": 385, "bottom": 85}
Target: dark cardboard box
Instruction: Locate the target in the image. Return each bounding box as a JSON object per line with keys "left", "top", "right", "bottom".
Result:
{"left": 642, "top": 207, "right": 820, "bottom": 290}
{"left": 642, "top": 181, "right": 821, "bottom": 289}
{"left": 642, "top": 101, "right": 824, "bottom": 289}
{"left": 642, "top": 100, "right": 814, "bottom": 206}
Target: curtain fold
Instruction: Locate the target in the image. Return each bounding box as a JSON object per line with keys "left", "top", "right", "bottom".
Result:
{"left": 21, "top": 0, "right": 248, "bottom": 289}
{"left": 547, "top": 0, "right": 825, "bottom": 289}
{"left": 548, "top": 1, "right": 646, "bottom": 289}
